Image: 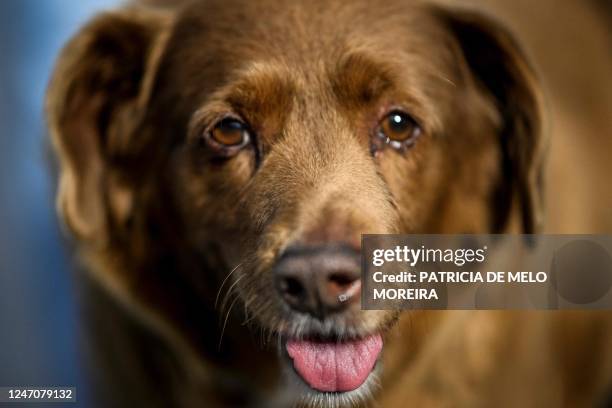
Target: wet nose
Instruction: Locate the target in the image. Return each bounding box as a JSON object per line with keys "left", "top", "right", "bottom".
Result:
{"left": 273, "top": 244, "right": 361, "bottom": 319}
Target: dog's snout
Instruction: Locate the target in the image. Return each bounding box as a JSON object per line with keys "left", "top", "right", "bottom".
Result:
{"left": 274, "top": 244, "right": 361, "bottom": 319}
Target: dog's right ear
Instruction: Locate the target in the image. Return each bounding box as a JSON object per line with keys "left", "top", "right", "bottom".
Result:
{"left": 46, "top": 8, "right": 173, "bottom": 245}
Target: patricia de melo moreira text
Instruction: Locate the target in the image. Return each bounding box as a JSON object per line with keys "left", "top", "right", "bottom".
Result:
{"left": 370, "top": 246, "right": 547, "bottom": 300}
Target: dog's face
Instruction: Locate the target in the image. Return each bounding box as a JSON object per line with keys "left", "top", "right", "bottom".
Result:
{"left": 47, "top": 0, "right": 543, "bottom": 405}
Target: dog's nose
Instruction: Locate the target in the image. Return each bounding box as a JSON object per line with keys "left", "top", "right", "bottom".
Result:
{"left": 273, "top": 244, "right": 361, "bottom": 319}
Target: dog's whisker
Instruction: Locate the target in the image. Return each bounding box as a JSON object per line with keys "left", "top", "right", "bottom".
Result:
{"left": 241, "top": 310, "right": 257, "bottom": 326}
{"left": 219, "top": 273, "right": 245, "bottom": 315}
{"left": 214, "top": 262, "right": 243, "bottom": 309}
{"left": 241, "top": 298, "right": 259, "bottom": 327}
{"left": 276, "top": 330, "right": 283, "bottom": 354}
{"left": 218, "top": 294, "right": 241, "bottom": 350}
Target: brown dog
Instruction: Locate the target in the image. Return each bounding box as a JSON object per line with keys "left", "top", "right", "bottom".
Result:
{"left": 46, "top": 0, "right": 612, "bottom": 406}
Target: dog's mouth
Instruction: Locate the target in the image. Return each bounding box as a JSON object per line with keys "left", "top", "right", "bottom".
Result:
{"left": 281, "top": 333, "right": 383, "bottom": 393}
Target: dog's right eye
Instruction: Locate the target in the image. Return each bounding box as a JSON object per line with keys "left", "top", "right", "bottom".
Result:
{"left": 210, "top": 118, "right": 250, "bottom": 147}
{"left": 201, "top": 117, "right": 252, "bottom": 157}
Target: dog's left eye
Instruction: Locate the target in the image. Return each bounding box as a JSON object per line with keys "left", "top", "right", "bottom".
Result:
{"left": 376, "top": 110, "right": 421, "bottom": 150}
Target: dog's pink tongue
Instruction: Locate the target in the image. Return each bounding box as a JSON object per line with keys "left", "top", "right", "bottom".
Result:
{"left": 286, "top": 334, "right": 383, "bottom": 392}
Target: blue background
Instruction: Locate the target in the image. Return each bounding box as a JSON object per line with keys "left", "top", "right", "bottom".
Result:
{"left": 0, "top": 1, "right": 120, "bottom": 405}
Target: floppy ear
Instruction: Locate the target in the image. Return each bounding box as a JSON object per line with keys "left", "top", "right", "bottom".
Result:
{"left": 46, "top": 8, "right": 172, "bottom": 244}
{"left": 434, "top": 7, "right": 546, "bottom": 234}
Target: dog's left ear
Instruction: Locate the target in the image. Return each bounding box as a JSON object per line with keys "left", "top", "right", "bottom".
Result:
{"left": 433, "top": 7, "right": 546, "bottom": 234}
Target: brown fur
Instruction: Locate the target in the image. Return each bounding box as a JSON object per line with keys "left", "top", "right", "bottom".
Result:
{"left": 46, "top": 0, "right": 612, "bottom": 406}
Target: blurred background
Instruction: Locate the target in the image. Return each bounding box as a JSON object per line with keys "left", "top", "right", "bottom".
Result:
{"left": 0, "top": 1, "right": 120, "bottom": 406}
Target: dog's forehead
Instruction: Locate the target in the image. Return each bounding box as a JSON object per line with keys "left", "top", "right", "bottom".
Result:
{"left": 153, "top": 0, "right": 459, "bottom": 135}
{"left": 166, "top": 0, "right": 454, "bottom": 84}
